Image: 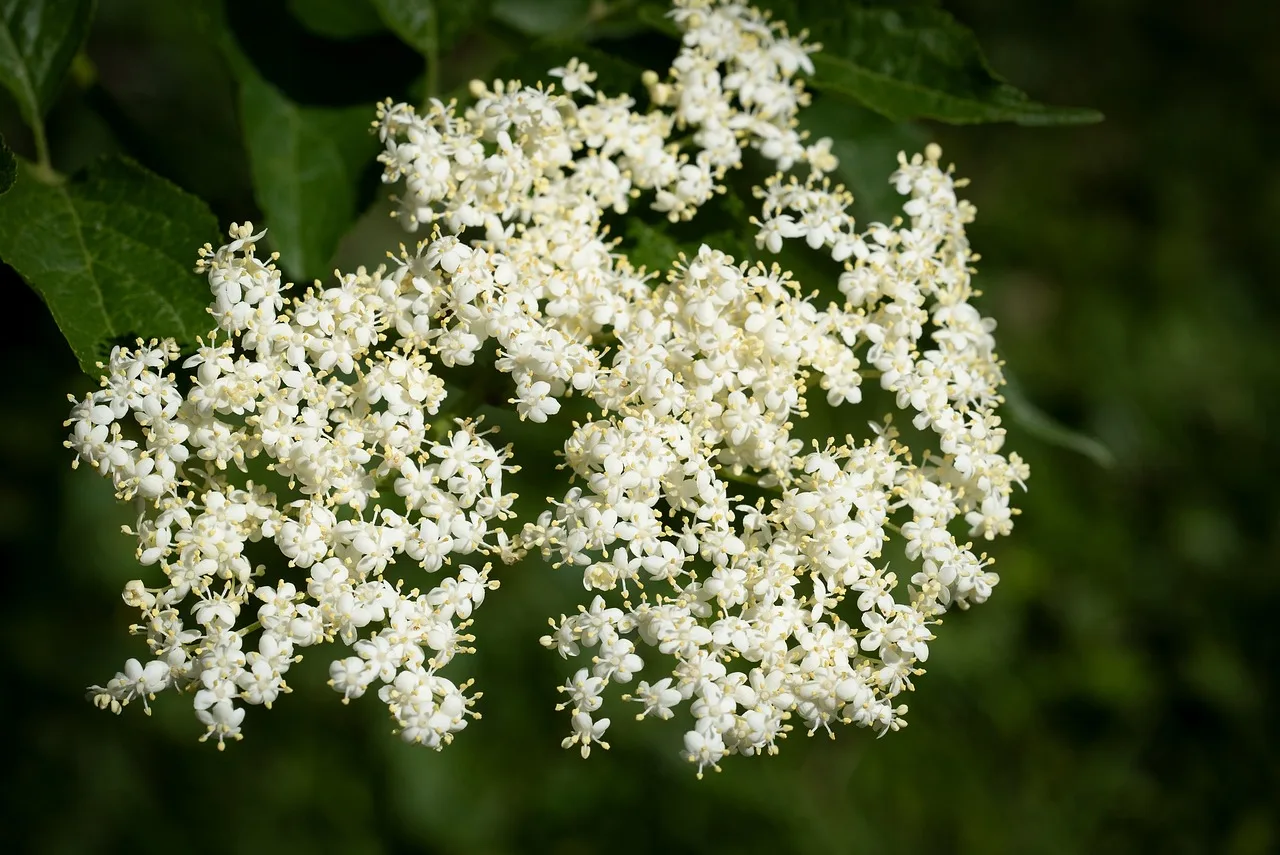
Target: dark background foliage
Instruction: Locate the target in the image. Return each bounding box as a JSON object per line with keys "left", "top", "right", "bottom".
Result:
{"left": 1, "top": 0, "right": 1276, "bottom": 852}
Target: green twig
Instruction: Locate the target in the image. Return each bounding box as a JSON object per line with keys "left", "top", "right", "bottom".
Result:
{"left": 31, "top": 115, "right": 50, "bottom": 171}
{"left": 28, "top": 116, "right": 62, "bottom": 185}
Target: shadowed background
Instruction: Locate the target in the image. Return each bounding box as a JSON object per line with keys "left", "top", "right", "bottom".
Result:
{"left": 1, "top": 0, "right": 1276, "bottom": 852}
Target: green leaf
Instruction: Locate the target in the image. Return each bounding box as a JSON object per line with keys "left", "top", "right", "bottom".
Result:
{"left": 0, "top": 132, "right": 14, "bottom": 194}
{"left": 788, "top": 3, "right": 1102, "bottom": 125}
{"left": 238, "top": 72, "right": 379, "bottom": 282}
{"left": 0, "top": 156, "right": 220, "bottom": 374}
{"left": 491, "top": 0, "right": 589, "bottom": 37}
{"left": 0, "top": 0, "right": 95, "bottom": 131}
{"left": 624, "top": 219, "right": 680, "bottom": 274}
{"left": 1003, "top": 373, "right": 1115, "bottom": 468}
{"left": 641, "top": 2, "right": 1101, "bottom": 126}
{"left": 369, "top": 0, "right": 484, "bottom": 56}
{"left": 288, "top": 0, "right": 385, "bottom": 40}
{"left": 196, "top": 0, "right": 382, "bottom": 282}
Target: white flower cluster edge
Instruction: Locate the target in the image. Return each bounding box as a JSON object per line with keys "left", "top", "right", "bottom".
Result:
{"left": 68, "top": 0, "right": 1026, "bottom": 774}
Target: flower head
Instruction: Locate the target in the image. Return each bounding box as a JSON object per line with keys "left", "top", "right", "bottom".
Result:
{"left": 70, "top": 0, "right": 1025, "bottom": 771}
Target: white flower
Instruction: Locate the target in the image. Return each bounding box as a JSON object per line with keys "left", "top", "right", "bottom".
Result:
{"left": 195, "top": 699, "right": 245, "bottom": 750}
{"left": 562, "top": 712, "right": 611, "bottom": 758}
{"left": 682, "top": 728, "right": 726, "bottom": 778}
{"left": 548, "top": 58, "right": 598, "bottom": 96}
{"left": 71, "top": 0, "right": 1026, "bottom": 772}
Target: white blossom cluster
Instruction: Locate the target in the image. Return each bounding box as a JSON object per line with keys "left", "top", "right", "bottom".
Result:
{"left": 69, "top": 227, "right": 513, "bottom": 750}
{"left": 68, "top": 0, "right": 1027, "bottom": 773}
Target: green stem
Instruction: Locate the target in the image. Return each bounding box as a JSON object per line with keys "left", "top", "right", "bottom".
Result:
{"left": 32, "top": 116, "right": 50, "bottom": 170}
{"left": 29, "top": 116, "right": 61, "bottom": 185}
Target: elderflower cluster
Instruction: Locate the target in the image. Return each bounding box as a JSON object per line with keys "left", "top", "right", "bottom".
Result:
{"left": 70, "top": 226, "right": 512, "bottom": 749}
{"left": 68, "top": 0, "right": 1027, "bottom": 773}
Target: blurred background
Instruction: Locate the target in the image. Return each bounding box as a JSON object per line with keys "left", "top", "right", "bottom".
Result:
{"left": 2, "top": 0, "right": 1277, "bottom": 852}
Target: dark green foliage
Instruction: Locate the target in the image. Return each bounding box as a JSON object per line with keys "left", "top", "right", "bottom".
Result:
{"left": 288, "top": 0, "right": 386, "bottom": 40}
{"left": 0, "top": 0, "right": 95, "bottom": 132}
{"left": 0, "top": 156, "right": 218, "bottom": 373}
{"left": 625, "top": 218, "right": 682, "bottom": 274}
{"left": 788, "top": 2, "right": 1103, "bottom": 125}
{"left": 237, "top": 71, "right": 379, "bottom": 282}
{"left": 0, "top": 131, "right": 14, "bottom": 193}
{"left": 2, "top": 0, "right": 1272, "bottom": 853}
{"left": 491, "top": 0, "right": 593, "bottom": 37}
{"left": 371, "top": 0, "right": 487, "bottom": 57}
{"left": 1, "top": 0, "right": 1104, "bottom": 368}
{"left": 201, "top": 0, "right": 394, "bottom": 282}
